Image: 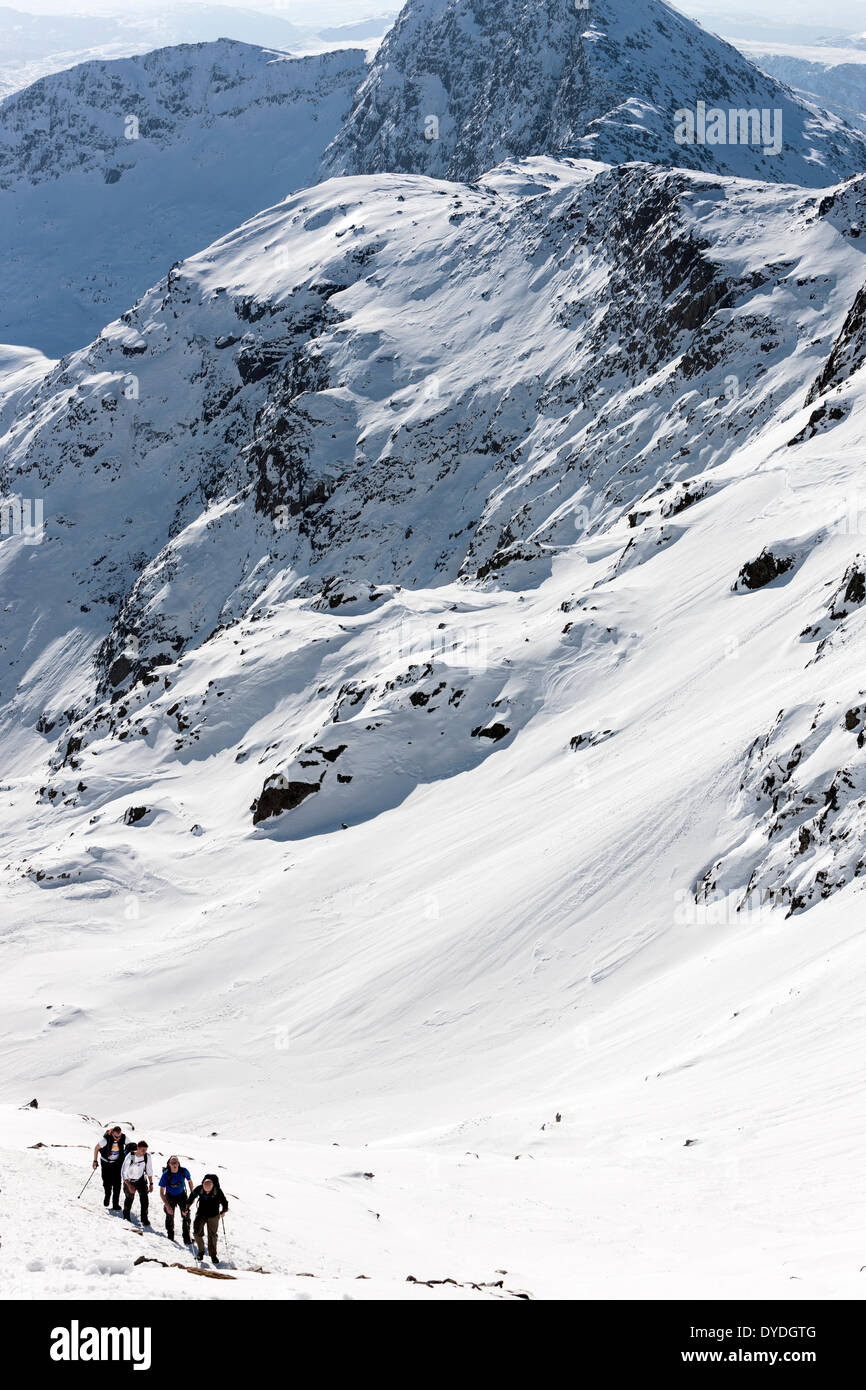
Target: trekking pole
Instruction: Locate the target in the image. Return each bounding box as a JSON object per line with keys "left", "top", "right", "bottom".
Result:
{"left": 77, "top": 1166, "right": 97, "bottom": 1200}
{"left": 221, "top": 1215, "right": 230, "bottom": 1253}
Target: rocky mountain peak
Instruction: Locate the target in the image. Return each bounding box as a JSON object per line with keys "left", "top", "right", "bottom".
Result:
{"left": 322, "top": 0, "right": 866, "bottom": 185}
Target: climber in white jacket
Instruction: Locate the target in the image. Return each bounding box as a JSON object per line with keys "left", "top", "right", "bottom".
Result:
{"left": 120, "top": 1140, "right": 154, "bottom": 1225}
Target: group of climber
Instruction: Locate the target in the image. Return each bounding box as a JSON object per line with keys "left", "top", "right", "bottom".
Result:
{"left": 93, "top": 1125, "right": 229, "bottom": 1264}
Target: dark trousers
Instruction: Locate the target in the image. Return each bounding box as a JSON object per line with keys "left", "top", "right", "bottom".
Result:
{"left": 123, "top": 1175, "right": 149, "bottom": 1223}
{"left": 101, "top": 1161, "right": 122, "bottom": 1207}
{"left": 163, "top": 1191, "right": 190, "bottom": 1242}
{"left": 193, "top": 1213, "right": 220, "bottom": 1260}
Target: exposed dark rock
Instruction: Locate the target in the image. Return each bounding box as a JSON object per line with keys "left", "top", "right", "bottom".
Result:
{"left": 123, "top": 805, "right": 149, "bottom": 826}
{"left": 252, "top": 778, "right": 320, "bottom": 824}
{"left": 107, "top": 654, "right": 133, "bottom": 687}
{"left": 570, "top": 730, "right": 613, "bottom": 750}
{"left": 661, "top": 483, "right": 708, "bottom": 518}
{"left": 471, "top": 722, "right": 510, "bottom": 742}
{"left": 320, "top": 745, "right": 347, "bottom": 762}
{"left": 133, "top": 1255, "right": 236, "bottom": 1280}
{"left": 235, "top": 339, "right": 291, "bottom": 386}
{"left": 807, "top": 280, "right": 866, "bottom": 402}
{"left": 843, "top": 569, "right": 866, "bottom": 607}
{"left": 735, "top": 550, "right": 795, "bottom": 591}
{"left": 787, "top": 400, "right": 848, "bottom": 445}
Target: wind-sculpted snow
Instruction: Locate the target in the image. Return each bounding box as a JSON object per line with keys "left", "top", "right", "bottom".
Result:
{"left": 0, "top": 40, "right": 367, "bottom": 355}
{"left": 322, "top": 0, "right": 866, "bottom": 186}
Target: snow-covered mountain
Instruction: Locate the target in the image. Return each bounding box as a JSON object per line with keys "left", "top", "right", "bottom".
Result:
{"left": 0, "top": 5, "right": 395, "bottom": 103}
{"left": 322, "top": 0, "right": 866, "bottom": 185}
{"left": 317, "top": 13, "right": 398, "bottom": 42}
{"left": 5, "top": 0, "right": 866, "bottom": 1303}
{"left": 0, "top": 4, "right": 357, "bottom": 98}
{"left": 744, "top": 49, "right": 866, "bottom": 137}
{"left": 4, "top": 153, "right": 866, "bottom": 1293}
{"left": 0, "top": 40, "right": 367, "bottom": 355}
{"left": 7, "top": 0, "right": 866, "bottom": 359}
{"left": 2, "top": 150, "right": 866, "bottom": 1029}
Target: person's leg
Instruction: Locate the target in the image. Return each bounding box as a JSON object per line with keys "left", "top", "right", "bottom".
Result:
{"left": 101, "top": 1163, "right": 112, "bottom": 1206}
{"left": 181, "top": 1200, "right": 191, "bottom": 1244}
{"left": 110, "top": 1167, "right": 122, "bottom": 1208}
{"left": 164, "top": 1192, "right": 175, "bottom": 1239}
{"left": 139, "top": 1177, "right": 150, "bottom": 1225}
{"left": 193, "top": 1212, "right": 206, "bottom": 1255}
{"left": 206, "top": 1215, "right": 219, "bottom": 1261}
{"left": 122, "top": 1181, "right": 134, "bottom": 1218}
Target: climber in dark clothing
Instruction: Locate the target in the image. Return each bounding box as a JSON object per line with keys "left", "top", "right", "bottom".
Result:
{"left": 92, "top": 1125, "right": 126, "bottom": 1209}
{"left": 186, "top": 1175, "right": 228, "bottom": 1262}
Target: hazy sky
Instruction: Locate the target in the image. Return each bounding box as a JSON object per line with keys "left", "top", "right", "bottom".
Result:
{"left": 682, "top": 0, "right": 863, "bottom": 25}
{"left": 3, "top": 0, "right": 863, "bottom": 32}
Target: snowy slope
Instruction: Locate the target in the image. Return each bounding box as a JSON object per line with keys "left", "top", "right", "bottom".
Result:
{"left": 2, "top": 160, "right": 864, "bottom": 850}
{"left": 1, "top": 154, "right": 866, "bottom": 1224}
{"left": 4, "top": 1042, "right": 866, "bottom": 1301}
{"left": 322, "top": 0, "right": 866, "bottom": 185}
{"left": 3, "top": 3, "right": 866, "bottom": 1300}
{"left": 0, "top": 40, "right": 367, "bottom": 355}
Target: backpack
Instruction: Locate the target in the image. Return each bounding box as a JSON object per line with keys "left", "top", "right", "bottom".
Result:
{"left": 124, "top": 1140, "right": 138, "bottom": 1157}
{"left": 193, "top": 1173, "right": 225, "bottom": 1208}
